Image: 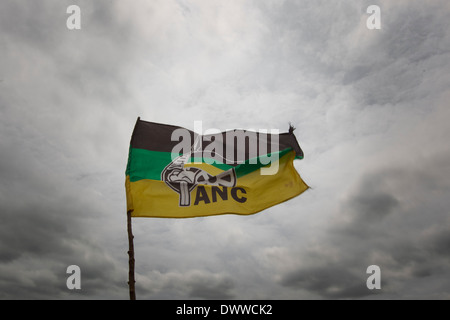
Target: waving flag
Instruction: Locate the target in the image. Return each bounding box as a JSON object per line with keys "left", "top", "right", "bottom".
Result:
{"left": 125, "top": 118, "right": 309, "bottom": 218}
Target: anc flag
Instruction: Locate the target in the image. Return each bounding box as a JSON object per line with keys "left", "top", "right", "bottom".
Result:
{"left": 125, "top": 118, "right": 309, "bottom": 218}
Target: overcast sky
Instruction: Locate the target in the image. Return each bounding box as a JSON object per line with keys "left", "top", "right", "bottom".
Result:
{"left": 1, "top": 0, "right": 450, "bottom": 299}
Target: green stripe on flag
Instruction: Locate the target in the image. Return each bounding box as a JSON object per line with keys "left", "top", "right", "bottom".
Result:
{"left": 126, "top": 147, "right": 295, "bottom": 182}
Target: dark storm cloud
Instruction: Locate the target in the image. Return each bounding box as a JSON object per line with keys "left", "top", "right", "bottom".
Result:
{"left": 252, "top": 0, "right": 450, "bottom": 299}
{"left": 138, "top": 269, "right": 235, "bottom": 299}
{"left": 0, "top": 152, "right": 125, "bottom": 298}
{"left": 349, "top": 191, "right": 399, "bottom": 223}
{"left": 186, "top": 272, "right": 235, "bottom": 299}
{"left": 0, "top": 0, "right": 131, "bottom": 299}
{"left": 279, "top": 150, "right": 450, "bottom": 299}
{"left": 281, "top": 265, "right": 376, "bottom": 299}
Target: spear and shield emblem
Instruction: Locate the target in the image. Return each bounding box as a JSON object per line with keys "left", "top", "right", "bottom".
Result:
{"left": 161, "top": 136, "right": 237, "bottom": 206}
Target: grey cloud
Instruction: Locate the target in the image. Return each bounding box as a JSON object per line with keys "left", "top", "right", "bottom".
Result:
{"left": 281, "top": 265, "right": 377, "bottom": 299}
{"left": 0, "top": 182, "right": 125, "bottom": 299}
{"left": 349, "top": 2, "right": 450, "bottom": 106}
{"left": 349, "top": 192, "right": 399, "bottom": 222}
{"left": 140, "top": 270, "right": 235, "bottom": 300}
{"left": 429, "top": 229, "right": 450, "bottom": 257}
{"left": 279, "top": 150, "right": 450, "bottom": 299}
{"left": 187, "top": 272, "right": 235, "bottom": 299}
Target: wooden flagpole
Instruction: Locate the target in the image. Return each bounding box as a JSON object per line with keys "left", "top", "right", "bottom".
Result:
{"left": 127, "top": 210, "right": 136, "bottom": 300}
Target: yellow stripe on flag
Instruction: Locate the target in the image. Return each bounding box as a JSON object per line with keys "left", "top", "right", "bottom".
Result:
{"left": 126, "top": 151, "right": 308, "bottom": 218}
